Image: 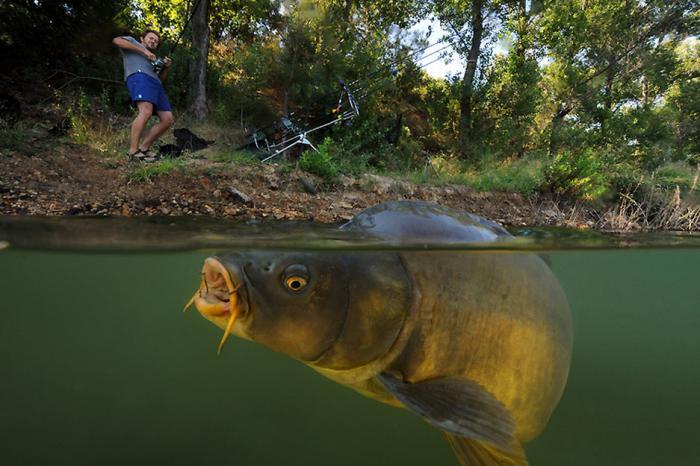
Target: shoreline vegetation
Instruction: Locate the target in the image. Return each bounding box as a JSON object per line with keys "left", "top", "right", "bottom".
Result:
{"left": 0, "top": 1, "right": 698, "bottom": 231}
{"left": 1, "top": 108, "right": 698, "bottom": 231}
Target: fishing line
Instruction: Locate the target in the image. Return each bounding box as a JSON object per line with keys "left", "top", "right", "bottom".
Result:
{"left": 349, "top": 43, "right": 456, "bottom": 103}
{"left": 348, "top": 39, "right": 458, "bottom": 100}
{"left": 348, "top": 33, "right": 460, "bottom": 89}
{"left": 41, "top": 0, "right": 205, "bottom": 96}
{"left": 166, "top": 0, "right": 205, "bottom": 56}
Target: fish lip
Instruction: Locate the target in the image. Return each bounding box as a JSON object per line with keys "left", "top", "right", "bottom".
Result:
{"left": 193, "top": 256, "right": 250, "bottom": 325}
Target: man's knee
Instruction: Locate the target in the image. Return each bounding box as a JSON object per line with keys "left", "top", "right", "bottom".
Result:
{"left": 136, "top": 104, "right": 153, "bottom": 120}
{"left": 161, "top": 113, "right": 175, "bottom": 127}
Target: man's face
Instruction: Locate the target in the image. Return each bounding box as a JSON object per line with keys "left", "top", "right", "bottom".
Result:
{"left": 141, "top": 32, "right": 160, "bottom": 51}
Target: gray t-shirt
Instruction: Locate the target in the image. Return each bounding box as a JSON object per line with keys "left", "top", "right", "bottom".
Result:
{"left": 119, "top": 36, "right": 160, "bottom": 81}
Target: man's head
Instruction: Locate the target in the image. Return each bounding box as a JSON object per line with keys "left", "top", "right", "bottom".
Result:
{"left": 140, "top": 30, "right": 161, "bottom": 51}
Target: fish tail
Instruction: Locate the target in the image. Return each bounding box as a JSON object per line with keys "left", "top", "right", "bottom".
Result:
{"left": 442, "top": 433, "right": 529, "bottom": 466}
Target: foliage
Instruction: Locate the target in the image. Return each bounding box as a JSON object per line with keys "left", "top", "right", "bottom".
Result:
{"left": 61, "top": 89, "right": 127, "bottom": 156}
{"left": 299, "top": 137, "right": 339, "bottom": 181}
{"left": 462, "top": 153, "right": 547, "bottom": 195}
{"left": 0, "top": 0, "right": 125, "bottom": 69}
{"left": 66, "top": 89, "right": 91, "bottom": 145}
{"left": 126, "top": 158, "right": 187, "bottom": 183}
{"left": 0, "top": 124, "right": 27, "bottom": 153}
{"left": 544, "top": 149, "right": 608, "bottom": 200}
{"left": 653, "top": 163, "right": 700, "bottom": 192}
{"left": 4, "top": 0, "right": 699, "bottom": 203}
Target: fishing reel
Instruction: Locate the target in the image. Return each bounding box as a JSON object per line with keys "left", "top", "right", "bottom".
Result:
{"left": 151, "top": 57, "right": 166, "bottom": 74}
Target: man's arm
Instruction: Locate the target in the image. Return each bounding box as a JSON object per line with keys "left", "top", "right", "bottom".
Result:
{"left": 158, "top": 57, "right": 173, "bottom": 82}
{"left": 112, "top": 37, "right": 156, "bottom": 62}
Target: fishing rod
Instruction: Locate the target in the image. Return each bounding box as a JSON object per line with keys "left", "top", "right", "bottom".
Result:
{"left": 251, "top": 38, "right": 458, "bottom": 161}
{"left": 241, "top": 31, "right": 466, "bottom": 162}
{"left": 151, "top": 0, "right": 205, "bottom": 72}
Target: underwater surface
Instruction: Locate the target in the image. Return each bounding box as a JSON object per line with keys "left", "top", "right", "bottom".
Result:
{"left": 1, "top": 216, "right": 699, "bottom": 466}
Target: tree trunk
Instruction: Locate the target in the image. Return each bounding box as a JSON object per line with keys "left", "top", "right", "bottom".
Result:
{"left": 548, "top": 104, "right": 572, "bottom": 157}
{"left": 514, "top": 0, "right": 528, "bottom": 158}
{"left": 190, "top": 0, "right": 210, "bottom": 122}
{"left": 343, "top": 0, "right": 354, "bottom": 21}
{"left": 459, "top": 0, "right": 484, "bottom": 160}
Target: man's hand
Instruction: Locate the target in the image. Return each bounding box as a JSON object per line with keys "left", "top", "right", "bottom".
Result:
{"left": 144, "top": 50, "right": 157, "bottom": 61}
{"left": 163, "top": 57, "right": 172, "bottom": 68}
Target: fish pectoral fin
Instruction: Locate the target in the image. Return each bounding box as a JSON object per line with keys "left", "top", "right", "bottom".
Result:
{"left": 443, "top": 433, "right": 529, "bottom": 466}
{"left": 376, "top": 373, "right": 516, "bottom": 453}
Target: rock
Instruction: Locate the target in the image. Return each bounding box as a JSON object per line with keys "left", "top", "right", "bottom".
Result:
{"left": 299, "top": 176, "right": 317, "bottom": 194}
{"left": 28, "top": 127, "right": 49, "bottom": 140}
{"left": 66, "top": 205, "right": 82, "bottom": 215}
{"left": 226, "top": 187, "right": 254, "bottom": 206}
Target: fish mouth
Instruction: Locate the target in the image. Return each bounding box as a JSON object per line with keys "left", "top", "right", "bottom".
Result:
{"left": 184, "top": 257, "right": 247, "bottom": 354}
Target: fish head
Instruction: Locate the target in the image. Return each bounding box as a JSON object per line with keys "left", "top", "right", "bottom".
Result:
{"left": 187, "top": 251, "right": 413, "bottom": 371}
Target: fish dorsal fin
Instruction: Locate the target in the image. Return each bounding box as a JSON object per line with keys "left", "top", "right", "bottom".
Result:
{"left": 340, "top": 200, "right": 511, "bottom": 242}
{"left": 377, "top": 373, "right": 516, "bottom": 452}
{"left": 443, "top": 433, "right": 529, "bottom": 466}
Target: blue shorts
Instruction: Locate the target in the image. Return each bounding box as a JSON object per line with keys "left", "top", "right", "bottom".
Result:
{"left": 126, "top": 72, "right": 172, "bottom": 112}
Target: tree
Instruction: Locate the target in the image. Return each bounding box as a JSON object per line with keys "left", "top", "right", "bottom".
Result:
{"left": 432, "top": 0, "right": 509, "bottom": 160}
{"left": 538, "top": 0, "right": 698, "bottom": 157}
{"left": 473, "top": 0, "right": 542, "bottom": 158}
{"left": 190, "top": 0, "right": 210, "bottom": 121}
{"left": 0, "top": 0, "right": 126, "bottom": 68}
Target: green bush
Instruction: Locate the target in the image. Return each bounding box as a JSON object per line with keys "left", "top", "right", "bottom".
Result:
{"left": 333, "top": 116, "right": 417, "bottom": 173}
{"left": 67, "top": 89, "right": 91, "bottom": 145}
{"left": 0, "top": 124, "right": 26, "bottom": 152}
{"left": 127, "top": 158, "right": 186, "bottom": 183}
{"left": 543, "top": 149, "right": 608, "bottom": 200}
{"left": 300, "top": 137, "right": 339, "bottom": 181}
{"left": 461, "top": 153, "right": 546, "bottom": 195}
{"left": 653, "top": 162, "right": 699, "bottom": 192}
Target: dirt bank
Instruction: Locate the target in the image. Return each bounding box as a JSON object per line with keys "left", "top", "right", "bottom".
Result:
{"left": 0, "top": 129, "right": 605, "bottom": 229}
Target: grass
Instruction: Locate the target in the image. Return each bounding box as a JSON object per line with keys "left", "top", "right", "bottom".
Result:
{"left": 461, "top": 155, "right": 546, "bottom": 195}
{"left": 652, "top": 162, "right": 700, "bottom": 193}
{"left": 33, "top": 95, "right": 700, "bottom": 208}
{"left": 404, "top": 153, "right": 547, "bottom": 195}
{"left": 0, "top": 124, "right": 27, "bottom": 153}
{"left": 64, "top": 109, "right": 130, "bottom": 159}
{"left": 126, "top": 158, "right": 187, "bottom": 183}
{"left": 598, "top": 184, "right": 700, "bottom": 231}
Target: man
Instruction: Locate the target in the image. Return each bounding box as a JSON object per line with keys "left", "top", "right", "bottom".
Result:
{"left": 113, "top": 30, "right": 174, "bottom": 162}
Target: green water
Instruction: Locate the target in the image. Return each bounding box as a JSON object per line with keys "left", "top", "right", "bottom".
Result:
{"left": 1, "top": 224, "right": 699, "bottom": 465}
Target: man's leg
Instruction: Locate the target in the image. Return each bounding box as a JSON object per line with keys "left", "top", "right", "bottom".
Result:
{"left": 129, "top": 101, "right": 154, "bottom": 154}
{"left": 139, "top": 110, "right": 174, "bottom": 151}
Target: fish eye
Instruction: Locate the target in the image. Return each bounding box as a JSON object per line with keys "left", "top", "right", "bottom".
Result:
{"left": 284, "top": 275, "right": 307, "bottom": 291}
{"left": 282, "top": 264, "right": 309, "bottom": 293}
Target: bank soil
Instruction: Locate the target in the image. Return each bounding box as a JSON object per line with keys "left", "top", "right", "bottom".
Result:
{"left": 0, "top": 136, "right": 596, "bottom": 228}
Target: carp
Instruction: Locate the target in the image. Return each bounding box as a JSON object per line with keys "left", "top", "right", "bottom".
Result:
{"left": 185, "top": 201, "right": 573, "bottom": 466}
